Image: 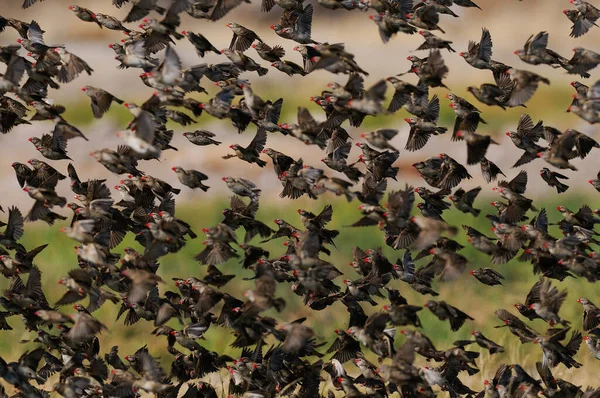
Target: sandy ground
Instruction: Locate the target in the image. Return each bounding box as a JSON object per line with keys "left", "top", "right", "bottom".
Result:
{"left": 0, "top": 0, "right": 598, "bottom": 207}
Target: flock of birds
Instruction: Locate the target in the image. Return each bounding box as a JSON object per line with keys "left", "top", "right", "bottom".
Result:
{"left": 0, "top": 0, "right": 600, "bottom": 397}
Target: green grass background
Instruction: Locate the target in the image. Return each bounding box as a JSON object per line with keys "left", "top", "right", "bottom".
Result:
{"left": 1, "top": 192, "right": 599, "bottom": 393}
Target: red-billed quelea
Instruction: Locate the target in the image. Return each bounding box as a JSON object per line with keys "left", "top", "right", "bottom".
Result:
{"left": 93, "top": 13, "right": 131, "bottom": 32}
{"left": 514, "top": 32, "right": 568, "bottom": 70}
{"left": 81, "top": 86, "right": 123, "bottom": 119}
{"left": 222, "top": 128, "right": 268, "bottom": 167}
{"left": 222, "top": 177, "right": 261, "bottom": 201}
{"left": 470, "top": 267, "right": 504, "bottom": 286}
{"left": 460, "top": 28, "right": 493, "bottom": 70}
{"left": 577, "top": 298, "right": 600, "bottom": 330}
{"left": 424, "top": 300, "right": 473, "bottom": 331}
{"left": 533, "top": 328, "right": 582, "bottom": 369}
{"left": 540, "top": 167, "right": 569, "bottom": 193}
{"left": 171, "top": 166, "right": 210, "bottom": 191}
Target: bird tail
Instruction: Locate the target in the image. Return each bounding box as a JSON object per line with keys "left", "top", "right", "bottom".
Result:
{"left": 344, "top": 191, "right": 354, "bottom": 202}
{"left": 387, "top": 167, "right": 399, "bottom": 180}
{"left": 47, "top": 78, "right": 60, "bottom": 89}
{"left": 273, "top": 298, "right": 286, "bottom": 312}
{"left": 557, "top": 182, "right": 569, "bottom": 193}
{"left": 257, "top": 67, "right": 269, "bottom": 76}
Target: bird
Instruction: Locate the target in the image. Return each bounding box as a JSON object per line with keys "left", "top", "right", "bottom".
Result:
{"left": 182, "top": 130, "right": 222, "bottom": 146}
{"left": 172, "top": 167, "right": 210, "bottom": 191}
{"left": 222, "top": 128, "right": 268, "bottom": 167}
{"left": 470, "top": 267, "right": 504, "bottom": 286}
{"left": 0, "top": 1, "right": 600, "bottom": 397}
{"left": 460, "top": 28, "right": 493, "bottom": 70}
{"left": 424, "top": 300, "right": 474, "bottom": 331}
{"left": 540, "top": 167, "right": 569, "bottom": 193}
{"left": 81, "top": 86, "right": 123, "bottom": 118}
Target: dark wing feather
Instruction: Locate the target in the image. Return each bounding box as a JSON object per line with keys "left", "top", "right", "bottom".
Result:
{"left": 247, "top": 128, "right": 267, "bottom": 154}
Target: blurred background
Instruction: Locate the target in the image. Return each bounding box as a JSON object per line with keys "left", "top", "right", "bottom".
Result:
{"left": 0, "top": 0, "right": 600, "bottom": 395}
